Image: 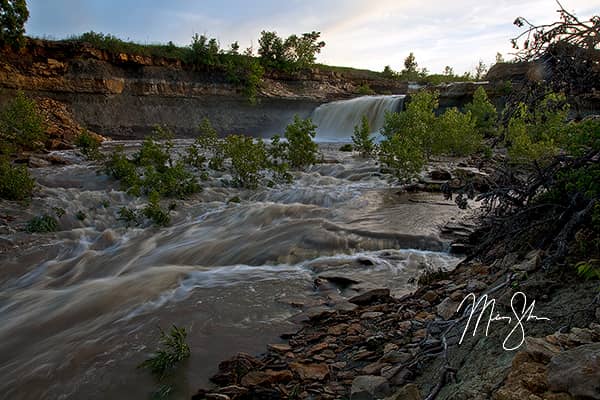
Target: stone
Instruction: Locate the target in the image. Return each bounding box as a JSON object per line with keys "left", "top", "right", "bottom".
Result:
{"left": 350, "top": 375, "right": 391, "bottom": 400}
{"left": 361, "top": 311, "right": 384, "bottom": 319}
{"left": 429, "top": 169, "right": 451, "bottom": 180}
{"left": 216, "top": 385, "right": 248, "bottom": 398}
{"left": 28, "top": 156, "right": 51, "bottom": 168}
{"left": 307, "top": 342, "right": 329, "bottom": 355}
{"left": 380, "top": 350, "right": 412, "bottom": 364}
{"left": 466, "top": 279, "right": 487, "bottom": 292}
{"left": 422, "top": 290, "right": 439, "bottom": 303}
{"left": 240, "top": 370, "right": 293, "bottom": 387}
{"left": 361, "top": 361, "right": 389, "bottom": 375}
{"left": 523, "top": 337, "right": 560, "bottom": 363}
{"left": 547, "top": 343, "right": 600, "bottom": 399}
{"left": 512, "top": 250, "right": 541, "bottom": 272}
{"left": 327, "top": 323, "right": 349, "bottom": 336}
{"left": 437, "top": 297, "right": 460, "bottom": 320}
{"left": 289, "top": 362, "right": 330, "bottom": 381}
{"left": 349, "top": 288, "right": 391, "bottom": 305}
{"left": 267, "top": 343, "right": 291, "bottom": 353}
{"left": 353, "top": 350, "right": 376, "bottom": 361}
{"left": 383, "top": 343, "right": 398, "bottom": 353}
{"left": 386, "top": 383, "right": 422, "bottom": 400}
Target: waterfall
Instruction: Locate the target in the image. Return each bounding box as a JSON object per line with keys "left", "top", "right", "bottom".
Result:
{"left": 311, "top": 95, "right": 405, "bottom": 141}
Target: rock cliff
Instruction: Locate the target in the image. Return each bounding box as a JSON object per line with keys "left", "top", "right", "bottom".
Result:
{"left": 0, "top": 39, "right": 407, "bottom": 138}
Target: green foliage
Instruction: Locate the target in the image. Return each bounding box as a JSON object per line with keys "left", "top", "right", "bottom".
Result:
{"left": 267, "top": 135, "right": 293, "bottom": 183}
{"left": 258, "top": 30, "right": 325, "bottom": 71}
{"left": 26, "top": 214, "right": 58, "bottom": 233}
{"left": 464, "top": 87, "right": 498, "bottom": 137}
{"left": 357, "top": 83, "right": 375, "bottom": 95}
{"left": 379, "top": 90, "right": 485, "bottom": 179}
{"left": 339, "top": 143, "right": 353, "bottom": 152}
{"left": 0, "top": 0, "right": 29, "bottom": 49}
{"left": 75, "top": 210, "right": 86, "bottom": 221}
{"left": 284, "top": 115, "right": 318, "bottom": 169}
{"left": 223, "top": 135, "right": 268, "bottom": 188}
{"left": 351, "top": 116, "right": 375, "bottom": 157}
{"left": 138, "top": 325, "right": 190, "bottom": 381}
{"left": 118, "top": 207, "right": 140, "bottom": 227}
{"left": 575, "top": 260, "right": 600, "bottom": 280}
{"left": 75, "top": 130, "right": 102, "bottom": 160}
{"left": 142, "top": 191, "right": 172, "bottom": 227}
{"left": 436, "top": 108, "right": 482, "bottom": 156}
{"left": 106, "top": 127, "right": 200, "bottom": 199}
{"left": 506, "top": 92, "right": 569, "bottom": 165}
{"left": 0, "top": 91, "right": 45, "bottom": 154}
{"left": 378, "top": 132, "right": 426, "bottom": 180}
{"left": 0, "top": 157, "right": 34, "bottom": 201}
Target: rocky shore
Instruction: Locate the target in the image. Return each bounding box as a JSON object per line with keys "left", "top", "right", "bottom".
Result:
{"left": 191, "top": 156, "right": 600, "bottom": 400}
{"left": 193, "top": 250, "right": 599, "bottom": 400}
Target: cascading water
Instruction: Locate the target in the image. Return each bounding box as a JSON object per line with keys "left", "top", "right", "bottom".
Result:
{"left": 311, "top": 95, "right": 405, "bottom": 141}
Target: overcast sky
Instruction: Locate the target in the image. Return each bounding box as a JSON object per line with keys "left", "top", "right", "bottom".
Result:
{"left": 25, "top": 0, "right": 600, "bottom": 74}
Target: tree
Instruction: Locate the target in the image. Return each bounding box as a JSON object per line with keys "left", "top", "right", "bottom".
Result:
{"left": 382, "top": 65, "right": 397, "bottom": 79}
{"left": 474, "top": 60, "right": 487, "bottom": 80}
{"left": 351, "top": 116, "right": 375, "bottom": 157}
{"left": 258, "top": 30, "right": 325, "bottom": 71}
{"left": 443, "top": 66, "right": 454, "bottom": 76}
{"left": 0, "top": 0, "right": 28, "bottom": 49}
{"left": 403, "top": 52, "right": 418, "bottom": 73}
{"left": 284, "top": 115, "right": 318, "bottom": 169}
{"left": 464, "top": 86, "right": 498, "bottom": 137}
{"left": 495, "top": 52, "right": 505, "bottom": 64}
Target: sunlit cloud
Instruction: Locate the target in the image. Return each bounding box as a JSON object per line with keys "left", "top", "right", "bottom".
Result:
{"left": 25, "top": 0, "right": 600, "bottom": 74}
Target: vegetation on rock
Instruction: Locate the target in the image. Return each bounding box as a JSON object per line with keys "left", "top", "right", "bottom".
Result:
{"left": 0, "top": 91, "right": 45, "bottom": 154}
{"left": 0, "top": 157, "right": 35, "bottom": 201}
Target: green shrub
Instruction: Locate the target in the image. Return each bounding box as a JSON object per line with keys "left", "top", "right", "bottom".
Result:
{"left": 138, "top": 325, "right": 190, "bottom": 380}
{"left": 284, "top": 115, "right": 318, "bottom": 169}
{"left": 105, "top": 146, "right": 141, "bottom": 195}
{"left": 118, "top": 207, "right": 140, "bottom": 227}
{"left": 339, "top": 143, "right": 353, "bottom": 152}
{"left": 464, "top": 87, "right": 498, "bottom": 137}
{"left": 142, "top": 192, "right": 172, "bottom": 226}
{"left": 0, "top": 91, "right": 45, "bottom": 154}
{"left": 436, "top": 108, "right": 481, "bottom": 156}
{"left": 223, "top": 135, "right": 268, "bottom": 188}
{"left": 75, "top": 210, "right": 86, "bottom": 221}
{"left": 0, "top": 157, "right": 35, "bottom": 201}
{"left": 26, "top": 214, "right": 58, "bottom": 233}
{"left": 378, "top": 133, "right": 425, "bottom": 180}
{"left": 351, "top": 115, "right": 375, "bottom": 156}
{"left": 506, "top": 93, "right": 569, "bottom": 165}
{"left": 357, "top": 83, "right": 375, "bottom": 95}
{"left": 190, "top": 118, "right": 224, "bottom": 171}
{"left": 75, "top": 130, "right": 102, "bottom": 160}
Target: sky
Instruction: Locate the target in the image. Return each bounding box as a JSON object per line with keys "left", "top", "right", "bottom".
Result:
{"left": 25, "top": 0, "right": 600, "bottom": 74}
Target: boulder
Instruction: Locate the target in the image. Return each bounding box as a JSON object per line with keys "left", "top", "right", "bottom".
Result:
{"left": 512, "top": 250, "right": 541, "bottom": 272}
{"left": 437, "top": 297, "right": 461, "bottom": 320}
{"left": 386, "top": 383, "right": 422, "bottom": 400}
{"left": 289, "top": 362, "right": 329, "bottom": 381}
{"left": 351, "top": 375, "right": 391, "bottom": 400}
{"left": 547, "top": 343, "right": 600, "bottom": 399}
{"left": 349, "top": 288, "right": 391, "bottom": 305}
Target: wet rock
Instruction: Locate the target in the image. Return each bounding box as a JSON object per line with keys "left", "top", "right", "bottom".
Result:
{"left": 429, "top": 169, "right": 451, "bottom": 181}
{"left": 216, "top": 385, "right": 248, "bottom": 398}
{"left": 380, "top": 350, "right": 412, "bottom": 364}
{"left": 421, "top": 290, "right": 439, "bottom": 303}
{"left": 350, "top": 375, "right": 391, "bottom": 400}
{"left": 361, "top": 311, "right": 384, "bottom": 319}
{"left": 523, "top": 337, "right": 560, "bottom": 363}
{"left": 289, "top": 362, "right": 329, "bottom": 381}
{"left": 28, "top": 156, "right": 51, "bottom": 168}
{"left": 240, "top": 370, "right": 293, "bottom": 387}
{"left": 361, "top": 361, "right": 389, "bottom": 375}
{"left": 386, "top": 383, "right": 422, "bottom": 400}
{"left": 318, "top": 273, "right": 361, "bottom": 286}
{"left": 349, "top": 288, "right": 391, "bottom": 305}
{"left": 547, "top": 343, "right": 600, "bottom": 399}
{"left": 466, "top": 279, "right": 487, "bottom": 292}
{"left": 512, "top": 250, "right": 541, "bottom": 272}
{"left": 436, "top": 297, "right": 460, "bottom": 320}
{"left": 327, "top": 323, "right": 349, "bottom": 336}
{"left": 211, "top": 353, "right": 262, "bottom": 385}
{"left": 267, "top": 343, "right": 291, "bottom": 354}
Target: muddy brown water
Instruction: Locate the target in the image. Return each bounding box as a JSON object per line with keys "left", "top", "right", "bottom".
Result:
{"left": 0, "top": 142, "right": 468, "bottom": 399}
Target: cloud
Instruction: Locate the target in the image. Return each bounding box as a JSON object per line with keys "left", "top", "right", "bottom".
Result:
{"left": 25, "top": 0, "right": 600, "bottom": 74}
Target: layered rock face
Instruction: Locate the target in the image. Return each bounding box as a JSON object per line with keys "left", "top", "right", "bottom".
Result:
{"left": 0, "top": 39, "right": 407, "bottom": 138}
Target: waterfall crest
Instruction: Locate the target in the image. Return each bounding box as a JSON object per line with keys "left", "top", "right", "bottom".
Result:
{"left": 311, "top": 95, "right": 405, "bottom": 141}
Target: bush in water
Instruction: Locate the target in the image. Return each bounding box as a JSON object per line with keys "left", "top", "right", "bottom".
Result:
{"left": 0, "top": 157, "right": 35, "bottom": 201}
{"left": 351, "top": 115, "right": 376, "bottom": 157}
{"left": 138, "top": 325, "right": 190, "bottom": 380}
{"left": 26, "top": 214, "right": 58, "bottom": 233}
{"left": 284, "top": 115, "right": 319, "bottom": 169}
{"left": 223, "top": 134, "right": 269, "bottom": 189}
